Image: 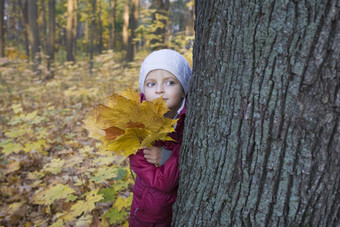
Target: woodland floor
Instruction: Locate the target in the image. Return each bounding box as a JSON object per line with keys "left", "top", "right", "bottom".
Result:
{"left": 0, "top": 50, "right": 148, "bottom": 226}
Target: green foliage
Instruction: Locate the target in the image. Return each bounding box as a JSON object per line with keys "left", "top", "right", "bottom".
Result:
{"left": 104, "top": 207, "right": 127, "bottom": 224}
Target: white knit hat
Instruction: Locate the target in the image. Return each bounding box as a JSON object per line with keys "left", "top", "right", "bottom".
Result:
{"left": 139, "top": 49, "right": 192, "bottom": 94}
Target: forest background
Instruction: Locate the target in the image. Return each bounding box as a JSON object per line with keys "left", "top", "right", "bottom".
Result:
{"left": 0, "top": 0, "right": 194, "bottom": 226}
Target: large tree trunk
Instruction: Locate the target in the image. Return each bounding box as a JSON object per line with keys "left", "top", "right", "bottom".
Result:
{"left": 173, "top": 1, "right": 340, "bottom": 226}
{"left": 47, "top": 0, "right": 55, "bottom": 78}
{"left": 28, "top": 0, "right": 40, "bottom": 69}
{"left": 0, "top": 0, "right": 5, "bottom": 57}
{"left": 126, "top": 0, "right": 138, "bottom": 62}
{"left": 66, "top": 0, "right": 75, "bottom": 62}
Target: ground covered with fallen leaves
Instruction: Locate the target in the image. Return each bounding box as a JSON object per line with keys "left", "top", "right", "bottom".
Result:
{"left": 0, "top": 51, "right": 148, "bottom": 226}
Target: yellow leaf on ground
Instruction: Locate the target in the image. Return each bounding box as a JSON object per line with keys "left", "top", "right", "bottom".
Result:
{"left": 100, "top": 216, "right": 110, "bottom": 227}
{"left": 23, "top": 110, "right": 38, "bottom": 121}
{"left": 0, "top": 141, "right": 24, "bottom": 155}
{"left": 50, "top": 219, "right": 63, "bottom": 227}
{"left": 24, "top": 139, "right": 47, "bottom": 154}
{"left": 3, "top": 159, "right": 20, "bottom": 175}
{"left": 43, "top": 158, "right": 65, "bottom": 174}
{"left": 5, "top": 128, "right": 26, "bottom": 138}
{"left": 63, "top": 154, "right": 84, "bottom": 168}
{"left": 27, "top": 171, "right": 45, "bottom": 180}
{"left": 115, "top": 194, "right": 133, "bottom": 211}
{"left": 90, "top": 167, "right": 117, "bottom": 183}
{"left": 7, "top": 202, "right": 24, "bottom": 216}
{"left": 11, "top": 103, "right": 23, "bottom": 114}
{"left": 75, "top": 214, "right": 92, "bottom": 226}
{"left": 33, "top": 184, "right": 75, "bottom": 205}
{"left": 63, "top": 188, "right": 103, "bottom": 222}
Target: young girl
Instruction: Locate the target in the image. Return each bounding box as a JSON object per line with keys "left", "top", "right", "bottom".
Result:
{"left": 129, "top": 49, "right": 192, "bottom": 226}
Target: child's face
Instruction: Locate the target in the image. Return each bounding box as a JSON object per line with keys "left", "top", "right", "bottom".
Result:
{"left": 144, "top": 69, "right": 185, "bottom": 114}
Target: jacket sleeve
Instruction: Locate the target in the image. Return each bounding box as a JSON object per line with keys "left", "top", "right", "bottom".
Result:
{"left": 129, "top": 147, "right": 179, "bottom": 193}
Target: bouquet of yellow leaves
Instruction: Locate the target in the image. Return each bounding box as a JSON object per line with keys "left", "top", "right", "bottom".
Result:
{"left": 84, "top": 88, "right": 178, "bottom": 157}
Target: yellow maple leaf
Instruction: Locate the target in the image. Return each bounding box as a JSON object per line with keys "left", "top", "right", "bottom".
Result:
{"left": 118, "top": 88, "right": 140, "bottom": 104}
{"left": 3, "top": 160, "right": 20, "bottom": 175}
{"left": 63, "top": 188, "right": 103, "bottom": 221}
{"left": 0, "top": 140, "right": 24, "bottom": 155}
{"left": 33, "top": 184, "right": 75, "bottom": 205}
{"left": 115, "top": 194, "right": 133, "bottom": 211}
{"left": 7, "top": 202, "right": 24, "bottom": 216}
{"left": 84, "top": 88, "right": 178, "bottom": 157}
{"left": 43, "top": 158, "right": 65, "bottom": 174}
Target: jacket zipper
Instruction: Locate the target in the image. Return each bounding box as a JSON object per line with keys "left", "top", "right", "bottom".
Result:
{"left": 133, "top": 207, "right": 139, "bottom": 218}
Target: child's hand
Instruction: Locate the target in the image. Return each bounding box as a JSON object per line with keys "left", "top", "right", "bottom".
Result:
{"left": 143, "top": 146, "right": 162, "bottom": 166}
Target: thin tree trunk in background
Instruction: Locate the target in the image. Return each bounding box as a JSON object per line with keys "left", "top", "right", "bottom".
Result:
{"left": 66, "top": 0, "right": 74, "bottom": 62}
{"left": 8, "top": 1, "right": 16, "bottom": 45}
{"left": 41, "top": 0, "right": 47, "bottom": 53}
{"left": 19, "top": 0, "right": 30, "bottom": 58}
{"left": 72, "top": 0, "right": 77, "bottom": 56}
{"left": 47, "top": 0, "right": 55, "bottom": 79}
{"left": 0, "top": 0, "right": 5, "bottom": 57}
{"left": 173, "top": 0, "right": 340, "bottom": 226}
{"left": 85, "top": 5, "right": 88, "bottom": 53}
{"left": 108, "top": 0, "right": 117, "bottom": 50}
{"left": 89, "top": 0, "right": 96, "bottom": 74}
{"left": 12, "top": 1, "right": 21, "bottom": 46}
{"left": 185, "top": 0, "right": 194, "bottom": 36}
{"left": 28, "top": 0, "right": 40, "bottom": 70}
{"left": 151, "top": 0, "right": 169, "bottom": 50}
{"left": 108, "top": 0, "right": 113, "bottom": 50}
{"left": 122, "top": 0, "right": 129, "bottom": 51}
{"left": 97, "top": 0, "right": 103, "bottom": 54}
{"left": 126, "top": 0, "right": 138, "bottom": 61}
{"left": 112, "top": 0, "right": 117, "bottom": 50}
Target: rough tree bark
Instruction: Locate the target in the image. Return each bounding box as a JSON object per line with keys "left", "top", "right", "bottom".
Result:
{"left": 173, "top": 0, "right": 340, "bottom": 226}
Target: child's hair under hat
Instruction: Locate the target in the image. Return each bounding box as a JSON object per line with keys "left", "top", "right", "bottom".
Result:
{"left": 139, "top": 49, "right": 192, "bottom": 95}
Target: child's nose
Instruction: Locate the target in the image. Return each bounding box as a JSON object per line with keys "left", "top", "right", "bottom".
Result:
{"left": 155, "top": 84, "right": 164, "bottom": 94}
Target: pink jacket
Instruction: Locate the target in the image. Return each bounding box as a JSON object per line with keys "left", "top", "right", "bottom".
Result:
{"left": 129, "top": 96, "right": 186, "bottom": 224}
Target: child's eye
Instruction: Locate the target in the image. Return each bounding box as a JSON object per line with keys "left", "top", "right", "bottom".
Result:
{"left": 146, "top": 82, "right": 155, "bottom": 87}
{"left": 166, "top": 81, "right": 175, "bottom": 86}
